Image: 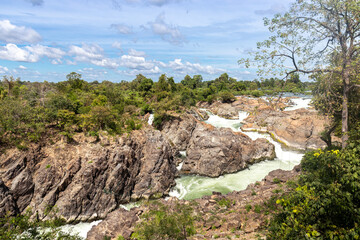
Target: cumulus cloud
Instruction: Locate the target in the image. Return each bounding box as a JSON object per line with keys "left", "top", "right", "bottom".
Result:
{"left": 0, "top": 65, "right": 9, "bottom": 74}
{"left": 120, "top": 55, "right": 156, "bottom": 70}
{"left": 128, "top": 48, "right": 146, "bottom": 57}
{"left": 0, "top": 20, "right": 42, "bottom": 44}
{"left": 148, "top": 13, "right": 185, "bottom": 45}
{"left": 111, "top": 23, "right": 133, "bottom": 34}
{"left": 167, "top": 58, "right": 222, "bottom": 75}
{"left": 25, "top": 0, "right": 44, "bottom": 6}
{"left": 0, "top": 43, "right": 65, "bottom": 63}
{"left": 69, "top": 43, "right": 119, "bottom": 69}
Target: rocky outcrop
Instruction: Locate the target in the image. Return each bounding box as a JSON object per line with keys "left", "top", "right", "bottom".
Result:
{"left": 182, "top": 122, "right": 276, "bottom": 177}
{"left": 0, "top": 178, "right": 18, "bottom": 218}
{"left": 242, "top": 108, "right": 327, "bottom": 150}
{"left": 197, "top": 96, "right": 292, "bottom": 119}
{"left": 87, "top": 166, "right": 301, "bottom": 240}
{"left": 0, "top": 129, "right": 177, "bottom": 222}
{"left": 160, "top": 114, "right": 276, "bottom": 177}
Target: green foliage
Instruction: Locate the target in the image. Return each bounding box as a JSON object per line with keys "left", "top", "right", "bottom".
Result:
{"left": 267, "top": 146, "right": 360, "bottom": 239}
{"left": 218, "top": 91, "right": 235, "bottom": 103}
{"left": 0, "top": 209, "right": 82, "bottom": 240}
{"left": 132, "top": 201, "right": 196, "bottom": 240}
{"left": 0, "top": 71, "right": 311, "bottom": 150}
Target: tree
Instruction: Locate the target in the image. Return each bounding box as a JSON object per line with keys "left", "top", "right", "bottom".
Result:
{"left": 239, "top": 0, "right": 360, "bottom": 148}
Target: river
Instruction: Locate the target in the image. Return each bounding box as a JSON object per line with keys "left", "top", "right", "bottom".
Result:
{"left": 60, "top": 96, "right": 311, "bottom": 238}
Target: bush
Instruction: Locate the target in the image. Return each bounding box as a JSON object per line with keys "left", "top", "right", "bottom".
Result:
{"left": 267, "top": 146, "right": 360, "bottom": 239}
{"left": 218, "top": 91, "right": 235, "bottom": 103}
{"left": 0, "top": 209, "right": 82, "bottom": 240}
{"left": 131, "top": 201, "right": 196, "bottom": 240}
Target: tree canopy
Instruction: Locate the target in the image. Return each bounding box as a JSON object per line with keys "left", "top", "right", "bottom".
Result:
{"left": 240, "top": 0, "right": 360, "bottom": 148}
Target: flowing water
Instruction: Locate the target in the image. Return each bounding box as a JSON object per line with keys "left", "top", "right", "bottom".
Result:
{"left": 168, "top": 110, "right": 304, "bottom": 200}
{"left": 61, "top": 97, "right": 310, "bottom": 238}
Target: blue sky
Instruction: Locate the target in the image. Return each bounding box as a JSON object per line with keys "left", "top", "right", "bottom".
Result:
{"left": 0, "top": 0, "right": 293, "bottom": 82}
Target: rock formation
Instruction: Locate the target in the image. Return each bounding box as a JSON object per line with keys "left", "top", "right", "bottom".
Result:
{"left": 160, "top": 113, "right": 276, "bottom": 177}
{"left": 182, "top": 122, "right": 275, "bottom": 177}
{"left": 0, "top": 129, "right": 177, "bottom": 222}
{"left": 87, "top": 166, "right": 301, "bottom": 240}
{"left": 242, "top": 108, "right": 327, "bottom": 150}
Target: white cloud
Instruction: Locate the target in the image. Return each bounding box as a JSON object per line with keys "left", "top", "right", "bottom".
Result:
{"left": 111, "top": 23, "right": 133, "bottom": 34}
{"left": 148, "top": 13, "right": 185, "bottom": 45}
{"left": 112, "top": 41, "right": 122, "bottom": 50}
{"left": 0, "top": 20, "right": 41, "bottom": 44}
{"left": 69, "top": 43, "right": 119, "bottom": 69}
{"left": 69, "top": 43, "right": 104, "bottom": 62}
{"left": 26, "top": 44, "right": 65, "bottom": 60}
{"left": 128, "top": 48, "right": 146, "bottom": 57}
{"left": 167, "top": 58, "right": 222, "bottom": 75}
{"left": 120, "top": 55, "right": 155, "bottom": 70}
{"left": 18, "top": 65, "right": 27, "bottom": 69}
{"left": 0, "top": 43, "right": 65, "bottom": 62}
{"left": 0, "top": 44, "right": 37, "bottom": 62}
{"left": 0, "top": 65, "right": 9, "bottom": 74}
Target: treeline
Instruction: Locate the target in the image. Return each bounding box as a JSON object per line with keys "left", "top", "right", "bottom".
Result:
{"left": 0, "top": 72, "right": 309, "bottom": 150}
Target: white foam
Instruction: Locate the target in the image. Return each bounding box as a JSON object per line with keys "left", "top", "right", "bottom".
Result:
{"left": 169, "top": 110, "right": 303, "bottom": 200}
{"left": 148, "top": 114, "right": 154, "bottom": 125}
{"left": 285, "top": 98, "right": 312, "bottom": 111}
{"left": 59, "top": 220, "right": 102, "bottom": 239}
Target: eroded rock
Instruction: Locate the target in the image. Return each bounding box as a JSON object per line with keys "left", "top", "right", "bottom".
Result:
{"left": 0, "top": 129, "right": 177, "bottom": 222}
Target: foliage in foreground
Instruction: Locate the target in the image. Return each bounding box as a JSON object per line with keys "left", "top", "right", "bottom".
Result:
{"left": 0, "top": 209, "right": 82, "bottom": 240}
{"left": 130, "top": 201, "right": 196, "bottom": 240}
{"left": 267, "top": 142, "right": 360, "bottom": 239}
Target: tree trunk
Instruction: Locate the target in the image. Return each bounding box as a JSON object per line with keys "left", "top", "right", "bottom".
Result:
{"left": 341, "top": 73, "right": 350, "bottom": 149}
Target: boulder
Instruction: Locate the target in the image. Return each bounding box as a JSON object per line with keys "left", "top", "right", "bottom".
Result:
{"left": 182, "top": 122, "right": 276, "bottom": 177}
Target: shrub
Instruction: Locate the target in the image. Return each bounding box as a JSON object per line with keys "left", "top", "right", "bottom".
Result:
{"left": 131, "top": 201, "right": 196, "bottom": 240}
{"left": 267, "top": 147, "right": 360, "bottom": 239}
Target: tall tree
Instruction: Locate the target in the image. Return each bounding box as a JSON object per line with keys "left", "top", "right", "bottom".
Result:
{"left": 239, "top": 0, "right": 360, "bottom": 148}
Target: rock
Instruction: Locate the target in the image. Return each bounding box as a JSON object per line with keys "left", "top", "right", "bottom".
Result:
{"left": 160, "top": 114, "right": 198, "bottom": 151}
{"left": 0, "top": 129, "right": 177, "bottom": 222}
{"left": 182, "top": 122, "right": 275, "bottom": 177}
{"left": 87, "top": 208, "right": 140, "bottom": 240}
{"left": 0, "top": 178, "right": 18, "bottom": 218}
{"left": 242, "top": 108, "right": 327, "bottom": 150}
{"left": 87, "top": 166, "right": 301, "bottom": 240}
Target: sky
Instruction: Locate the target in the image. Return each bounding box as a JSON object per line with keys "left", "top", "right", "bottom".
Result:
{"left": 0, "top": 0, "right": 294, "bottom": 83}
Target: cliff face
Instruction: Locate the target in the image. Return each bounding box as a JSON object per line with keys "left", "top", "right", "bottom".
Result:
{"left": 0, "top": 129, "right": 177, "bottom": 222}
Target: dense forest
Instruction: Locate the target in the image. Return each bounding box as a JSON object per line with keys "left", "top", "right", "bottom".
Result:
{"left": 0, "top": 72, "right": 310, "bottom": 151}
